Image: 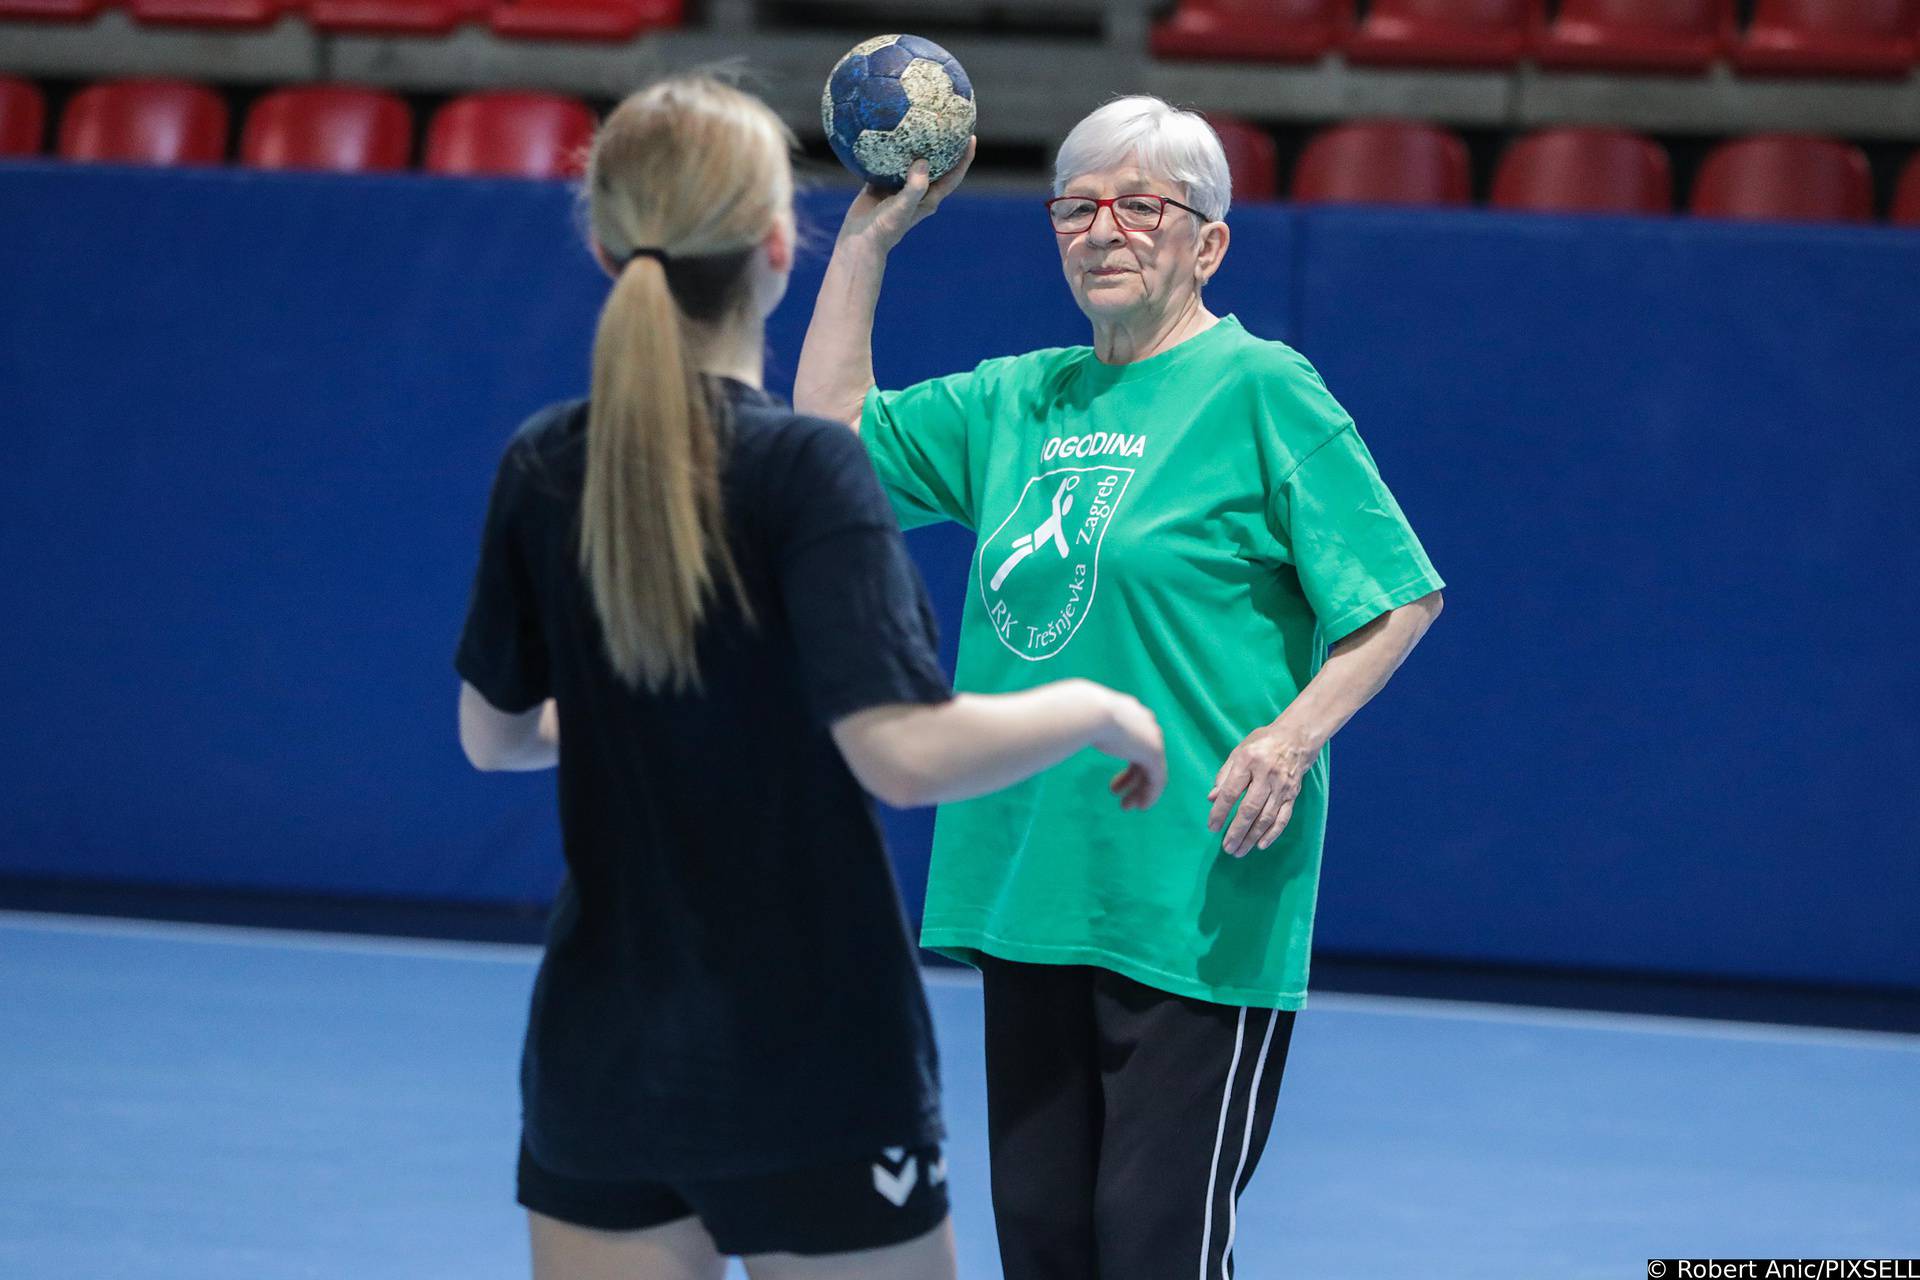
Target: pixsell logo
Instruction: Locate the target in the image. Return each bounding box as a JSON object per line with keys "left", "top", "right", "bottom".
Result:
{"left": 977, "top": 465, "right": 1133, "bottom": 661}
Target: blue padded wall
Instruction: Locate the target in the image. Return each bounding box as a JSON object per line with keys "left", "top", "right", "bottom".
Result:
{"left": 0, "top": 166, "right": 595, "bottom": 902}
{"left": 1293, "top": 208, "right": 1920, "bottom": 989}
{"left": 2, "top": 164, "right": 1915, "bottom": 993}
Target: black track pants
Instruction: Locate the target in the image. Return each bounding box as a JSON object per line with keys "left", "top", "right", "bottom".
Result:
{"left": 980, "top": 956, "right": 1297, "bottom": 1280}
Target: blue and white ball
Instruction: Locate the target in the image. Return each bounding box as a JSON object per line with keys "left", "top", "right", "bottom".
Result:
{"left": 821, "top": 34, "right": 976, "bottom": 190}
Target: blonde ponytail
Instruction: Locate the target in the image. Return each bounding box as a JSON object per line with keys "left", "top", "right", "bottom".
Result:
{"left": 577, "top": 75, "right": 794, "bottom": 692}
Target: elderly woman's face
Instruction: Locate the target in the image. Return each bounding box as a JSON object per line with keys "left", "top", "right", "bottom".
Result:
{"left": 1054, "top": 164, "right": 1213, "bottom": 324}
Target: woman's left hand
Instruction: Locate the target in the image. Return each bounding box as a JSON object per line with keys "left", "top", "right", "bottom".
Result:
{"left": 1207, "top": 723, "right": 1316, "bottom": 858}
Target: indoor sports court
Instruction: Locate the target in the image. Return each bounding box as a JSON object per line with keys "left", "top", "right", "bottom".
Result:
{"left": 4, "top": 2, "right": 1918, "bottom": 1277}
{"left": 6, "top": 911, "right": 1918, "bottom": 1277}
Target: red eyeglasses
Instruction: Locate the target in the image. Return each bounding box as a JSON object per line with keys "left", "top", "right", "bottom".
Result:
{"left": 1044, "top": 193, "right": 1211, "bottom": 234}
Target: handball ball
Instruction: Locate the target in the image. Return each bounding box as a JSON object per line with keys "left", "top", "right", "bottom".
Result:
{"left": 821, "top": 34, "right": 976, "bottom": 190}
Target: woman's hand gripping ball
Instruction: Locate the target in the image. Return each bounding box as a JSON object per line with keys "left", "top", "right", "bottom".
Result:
{"left": 839, "top": 137, "right": 978, "bottom": 258}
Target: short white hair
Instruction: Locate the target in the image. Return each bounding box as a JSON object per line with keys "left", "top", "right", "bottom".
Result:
{"left": 1052, "top": 96, "right": 1231, "bottom": 223}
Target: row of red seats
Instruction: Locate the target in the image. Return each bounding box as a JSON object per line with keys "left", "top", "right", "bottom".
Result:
{"left": 1255, "top": 119, "right": 1920, "bottom": 223}
{"left": 1156, "top": 0, "right": 1920, "bottom": 77}
{"left": 3, "top": 76, "right": 1917, "bottom": 226}
{"left": 0, "top": 0, "right": 678, "bottom": 40}
{"left": 0, "top": 77, "right": 593, "bottom": 176}
{"left": 0, "top": 0, "right": 1912, "bottom": 71}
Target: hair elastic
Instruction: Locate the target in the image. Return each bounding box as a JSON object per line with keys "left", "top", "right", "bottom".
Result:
{"left": 620, "top": 246, "right": 672, "bottom": 269}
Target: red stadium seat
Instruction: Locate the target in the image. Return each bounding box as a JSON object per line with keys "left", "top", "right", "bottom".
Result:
{"left": 241, "top": 86, "right": 412, "bottom": 173}
{"left": 1690, "top": 134, "right": 1873, "bottom": 223}
{"left": 1891, "top": 153, "right": 1920, "bottom": 227}
{"left": 1205, "top": 113, "right": 1280, "bottom": 202}
{"left": 1491, "top": 128, "right": 1672, "bottom": 215}
{"left": 0, "top": 77, "right": 47, "bottom": 157}
{"left": 489, "top": 0, "right": 680, "bottom": 40}
{"left": 1731, "top": 0, "right": 1917, "bottom": 78}
{"left": 1150, "top": 0, "right": 1350, "bottom": 62}
{"left": 307, "top": 0, "right": 482, "bottom": 34}
{"left": 128, "top": 0, "right": 290, "bottom": 27}
{"left": 425, "top": 92, "right": 596, "bottom": 179}
{"left": 59, "top": 79, "right": 228, "bottom": 167}
{"left": 1291, "top": 120, "right": 1471, "bottom": 205}
{"left": 0, "top": 0, "right": 108, "bottom": 19}
{"left": 1345, "top": 0, "right": 1538, "bottom": 67}
{"left": 1533, "top": 0, "right": 1733, "bottom": 73}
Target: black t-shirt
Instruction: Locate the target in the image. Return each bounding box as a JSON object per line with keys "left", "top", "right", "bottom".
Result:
{"left": 455, "top": 378, "right": 953, "bottom": 1181}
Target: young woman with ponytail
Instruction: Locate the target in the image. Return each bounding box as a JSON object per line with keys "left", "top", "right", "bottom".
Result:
{"left": 454, "top": 76, "right": 1166, "bottom": 1279}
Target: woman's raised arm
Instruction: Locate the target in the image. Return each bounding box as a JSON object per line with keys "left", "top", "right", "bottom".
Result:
{"left": 793, "top": 139, "right": 977, "bottom": 432}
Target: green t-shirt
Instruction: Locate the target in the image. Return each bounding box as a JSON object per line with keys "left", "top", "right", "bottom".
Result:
{"left": 860, "top": 315, "right": 1444, "bottom": 1008}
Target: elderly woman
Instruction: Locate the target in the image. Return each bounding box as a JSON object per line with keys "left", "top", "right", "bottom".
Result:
{"left": 795, "top": 96, "right": 1445, "bottom": 1279}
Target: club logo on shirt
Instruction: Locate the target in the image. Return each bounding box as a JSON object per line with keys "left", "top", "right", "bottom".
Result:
{"left": 977, "top": 465, "right": 1134, "bottom": 662}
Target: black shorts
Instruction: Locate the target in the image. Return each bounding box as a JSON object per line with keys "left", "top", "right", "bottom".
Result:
{"left": 516, "top": 1141, "right": 950, "bottom": 1257}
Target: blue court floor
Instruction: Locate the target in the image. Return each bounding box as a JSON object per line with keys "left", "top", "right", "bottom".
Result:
{"left": 3, "top": 911, "right": 1917, "bottom": 1279}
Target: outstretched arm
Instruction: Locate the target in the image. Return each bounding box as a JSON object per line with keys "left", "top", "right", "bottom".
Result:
{"left": 832, "top": 679, "right": 1165, "bottom": 812}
